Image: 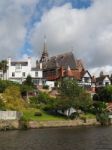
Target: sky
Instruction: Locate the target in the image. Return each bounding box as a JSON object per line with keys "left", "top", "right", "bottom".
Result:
{"left": 0, "top": 0, "right": 112, "bottom": 76}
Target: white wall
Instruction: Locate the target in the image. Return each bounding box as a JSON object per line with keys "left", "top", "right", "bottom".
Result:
{"left": 7, "top": 57, "right": 43, "bottom": 85}
{"left": 103, "top": 77, "right": 111, "bottom": 86}
{"left": 0, "top": 111, "right": 22, "bottom": 120}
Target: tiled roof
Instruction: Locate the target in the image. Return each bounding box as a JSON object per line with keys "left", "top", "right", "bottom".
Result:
{"left": 42, "top": 52, "right": 77, "bottom": 70}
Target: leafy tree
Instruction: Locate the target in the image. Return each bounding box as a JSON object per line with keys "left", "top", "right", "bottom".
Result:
{"left": 37, "top": 92, "right": 50, "bottom": 104}
{"left": 3, "top": 85, "right": 27, "bottom": 111}
{"left": 0, "top": 98, "right": 5, "bottom": 110}
{"left": 0, "top": 60, "right": 8, "bottom": 80}
{"left": 78, "top": 92, "right": 93, "bottom": 111}
{"left": 23, "top": 75, "right": 34, "bottom": 86}
{"left": 57, "top": 78, "right": 92, "bottom": 112}
{"left": 60, "top": 78, "right": 82, "bottom": 99}
{"left": 97, "top": 85, "right": 112, "bottom": 102}
{"left": 0, "top": 79, "right": 20, "bottom": 93}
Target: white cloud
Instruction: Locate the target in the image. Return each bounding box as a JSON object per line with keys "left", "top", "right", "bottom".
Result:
{"left": 31, "top": 0, "right": 112, "bottom": 73}
{"left": 0, "top": 0, "right": 38, "bottom": 59}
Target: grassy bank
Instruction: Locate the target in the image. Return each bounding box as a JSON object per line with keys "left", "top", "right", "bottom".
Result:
{"left": 21, "top": 108, "right": 66, "bottom": 121}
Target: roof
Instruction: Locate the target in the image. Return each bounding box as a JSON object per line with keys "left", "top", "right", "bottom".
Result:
{"left": 96, "top": 75, "right": 110, "bottom": 82}
{"left": 31, "top": 67, "right": 40, "bottom": 71}
{"left": 41, "top": 52, "right": 77, "bottom": 70}
{"left": 11, "top": 61, "right": 28, "bottom": 66}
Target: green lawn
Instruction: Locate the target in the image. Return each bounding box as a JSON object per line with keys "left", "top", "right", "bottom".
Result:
{"left": 80, "top": 113, "right": 96, "bottom": 119}
{"left": 21, "top": 108, "right": 66, "bottom": 121}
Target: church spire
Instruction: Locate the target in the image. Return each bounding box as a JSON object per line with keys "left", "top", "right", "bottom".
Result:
{"left": 40, "top": 35, "right": 49, "bottom": 63}
{"left": 43, "top": 35, "right": 47, "bottom": 53}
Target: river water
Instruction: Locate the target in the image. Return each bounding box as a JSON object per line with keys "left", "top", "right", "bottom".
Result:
{"left": 0, "top": 126, "right": 112, "bottom": 150}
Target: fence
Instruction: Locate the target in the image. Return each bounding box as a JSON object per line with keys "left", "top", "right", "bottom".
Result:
{"left": 0, "top": 111, "right": 22, "bottom": 120}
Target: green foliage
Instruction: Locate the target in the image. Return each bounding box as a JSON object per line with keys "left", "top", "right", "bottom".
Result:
{"left": 29, "top": 96, "right": 38, "bottom": 108}
{"left": 96, "top": 112, "right": 109, "bottom": 125}
{"left": 3, "top": 85, "right": 27, "bottom": 111}
{"left": 0, "top": 98, "right": 5, "bottom": 110}
{"left": 93, "top": 101, "right": 107, "bottom": 114}
{"left": 60, "top": 78, "right": 82, "bottom": 99}
{"left": 96, "top": 85, "right": 112, "bottom": 102}
{"left": 0, "top": 60, "right": 7, "bottom": 73}
{"left": 21, "top": 108, "right": 65, "bottom": 121}
{"left": 78, "top": 92, "right": 93, "bottom": 111}
{"left": 0, "top": 79, "right": 20, "bottom": 93}
{"left": 58, "top": 78, "right": 92, "bottom": 111}
{"left": 23, "top": 75, "right": 34, "bottom": 86}
{"left": 37, "top": 92, "right": 50, "bottom": 104}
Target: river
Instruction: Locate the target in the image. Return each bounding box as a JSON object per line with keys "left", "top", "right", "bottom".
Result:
{"left": 0, "top": 126, "right": 112, "bottom": 150}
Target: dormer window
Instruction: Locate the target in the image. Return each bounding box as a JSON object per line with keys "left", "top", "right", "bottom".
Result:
{"left": 16, "top": 64, "right": 21, "bottom": 70}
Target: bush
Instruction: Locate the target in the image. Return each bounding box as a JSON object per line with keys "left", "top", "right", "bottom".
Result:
{"left": 29, "top": 96, "right": 38, "bottom": 108}
{"left": 43, "top": 85, "right": 49, "bottom": 89}
{"left": 0, "top": 98, "right": 5, "bottom": 110}
{"left": 37, "top": 92, "right": 50, "bottom": 104}
{"left": 34, "top": 111, "right": 42, "bottom": 116}
{"left": 96, "top": 112, "right": 109, "bottom": 125}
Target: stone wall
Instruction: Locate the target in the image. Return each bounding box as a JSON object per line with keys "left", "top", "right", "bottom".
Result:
{"left": 0, "top": 120, "right": 20, "bottom": 130}
{"left": 28, "top": 119, "right": 99, "bottom": 129}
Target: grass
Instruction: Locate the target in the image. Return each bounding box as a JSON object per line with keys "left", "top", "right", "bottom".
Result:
{"left": 21, "top": 108, "right": 66, "bottom": 121}
{"left": 80, "top": 113, "right": 96, "bottom": 119}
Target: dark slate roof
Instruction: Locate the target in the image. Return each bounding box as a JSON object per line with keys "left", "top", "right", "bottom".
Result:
{"left": 11, "top": 61, "right": 28, "bottom": 66}
{"left": 42, "top": 52, "right": 77, "bottom": 70}
{"left": 96, "top": 75, "right": 110, "bottom": 82}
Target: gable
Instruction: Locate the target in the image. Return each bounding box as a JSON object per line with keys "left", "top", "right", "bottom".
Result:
{"left": 103, "top": 76, "right": 110, "bottom": 82}
{"left": 83, "top": 72, "right": 91, "bottom": 78}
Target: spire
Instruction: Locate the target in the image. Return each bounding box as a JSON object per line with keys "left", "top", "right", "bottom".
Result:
{"left": 40, "top": 35, "right": 49, "bottom": 63}
{"left": 43, "top": 35, "right": 47, "bottom": 53}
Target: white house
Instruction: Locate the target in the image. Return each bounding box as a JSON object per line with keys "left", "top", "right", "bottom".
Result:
{"left": 7, "top": 57, "right": 43, "bottom": 85}
{"left": 96, "top": 75, "right": 111, "bottom": 88}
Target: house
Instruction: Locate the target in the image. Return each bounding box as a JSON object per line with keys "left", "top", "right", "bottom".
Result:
{"left": 36, "top": 39, "right": 85, "bottom": 86}
{"left": 7, "top": 57, "right": 43, "bottom": 85}
{"left": 79, "top": 70, "right": 96, "bottom": 92}
{"left": 96, "top": 75, "right": 111, "bottom": 88}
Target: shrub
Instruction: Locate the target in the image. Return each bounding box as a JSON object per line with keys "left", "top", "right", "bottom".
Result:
{"left": 43, "top": 85, "right": 49, "bottom": 89}
{"left": 96, "top": 112, "right": 109, "bottom": 125}
{"left": 34, "top": 111, "right": 42, "bottom": 116}
{"left": 29, "top": 96, "right": 38, "bottom": 108}
{"left": 37, "top": 92, "right": 50, "bottom": 104}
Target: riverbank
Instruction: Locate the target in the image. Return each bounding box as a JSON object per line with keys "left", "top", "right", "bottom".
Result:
{"left": 0, "top": 118, "right": 99, "bottom": 130}
{"left": 27, "top": 118, "right": 99, "bottom": 128}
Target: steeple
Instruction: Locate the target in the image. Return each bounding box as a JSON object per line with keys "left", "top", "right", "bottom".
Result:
{"left": 40, "top": 35, "right": 49, "bottom": 63}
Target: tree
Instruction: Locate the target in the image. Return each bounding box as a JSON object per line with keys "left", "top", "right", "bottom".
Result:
{"left": 3, "top": 85, "right": 27, "bottom": 111}
{"left": 23, "top": 75, "right": 34, "bottom": 86}
{"left": 97, "top": 85, "right": 112, "bottom": 102}
{"left": 59, "top": 78, "right": 82, "bottom": 99}
{"left": 58, "top": 78, "right": 92, "bottom": 110}
{"left": 0, "top": 60, "right": 8, "bottom": 80}
{"left": 0, "top": 98, "right": 5, "bottom": 110}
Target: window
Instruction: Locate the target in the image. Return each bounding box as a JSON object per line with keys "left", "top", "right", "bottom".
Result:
{"left": 12, "top": 72, "right": 15, "bottom": 77}
{"left": 35, "top": 72, "right": 38, "bottom": 77}
{"left": 22, "top": 72, "right": 25, "bottom": 77}
{"left": 16, "top": 64, "right": 21, "bottom": 70}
